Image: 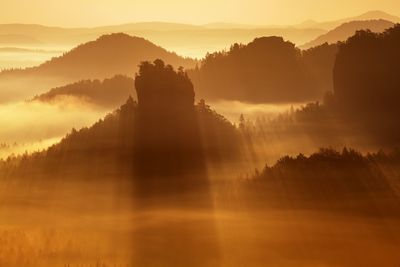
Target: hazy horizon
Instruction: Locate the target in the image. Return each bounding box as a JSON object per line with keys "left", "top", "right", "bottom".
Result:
{"left": 0, "top": 10, "right": 396, "bottom": 29}
{"left": 0, "top": 1, "right": 399, "bottom": 27}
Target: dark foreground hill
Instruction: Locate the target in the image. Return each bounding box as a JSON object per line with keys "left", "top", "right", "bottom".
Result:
{"left": 242, "top": 148, "right": 400, "bottom": 216}
{"left": 333, "top": 25, "right": 400, "bottom": 146}
{"left": 1, "top": 60, "right": 241, "bottom": 191}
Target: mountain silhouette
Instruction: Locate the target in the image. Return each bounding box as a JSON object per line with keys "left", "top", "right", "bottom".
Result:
{"left": 0, "top": 33, "right": 196, "bottom": 103}
{"left": 302, "top": 19, "right": 394, "bottom": 49}
{"left": 31, "top": 75, "right": 134, "bottom": 108}
{"left": 297, "top": 10, "right": 400, "bottom": 30}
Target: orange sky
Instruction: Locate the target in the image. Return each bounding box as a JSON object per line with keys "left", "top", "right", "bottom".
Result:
{"left": 1, "top": 0, "right": 400, "bottom": 27}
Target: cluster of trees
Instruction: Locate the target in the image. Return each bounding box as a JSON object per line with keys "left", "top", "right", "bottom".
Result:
{"left": 333, "top": 25, "right": 400, "bottom": 145}
{"left": 241, "top": 148, "right": 400, "bottom": 214}
{"left": 188, "top": 37, "right": 337, "bottom": 103}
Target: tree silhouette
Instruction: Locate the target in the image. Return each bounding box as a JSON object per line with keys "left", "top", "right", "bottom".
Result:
{"left": 135, "top": 59, "right": 194, "bottom": 111}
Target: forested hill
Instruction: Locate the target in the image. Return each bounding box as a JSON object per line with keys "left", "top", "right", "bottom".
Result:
{"left": 1, "top": 60, "right": 241, "bottom": 182}
{"left": 188, "top": 37, "right": 337, "bottom": 103}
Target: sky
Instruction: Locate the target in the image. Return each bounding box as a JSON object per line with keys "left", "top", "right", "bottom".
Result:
{"left": 0, "top": 0, "right": 399, "bottom": 27}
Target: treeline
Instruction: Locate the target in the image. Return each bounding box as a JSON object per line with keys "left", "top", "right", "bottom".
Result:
{"left": 240, "top": 148, "right": 400, "bottom": 215}
{"left": 32, "top": 75, "right": 135, "bottom": 108}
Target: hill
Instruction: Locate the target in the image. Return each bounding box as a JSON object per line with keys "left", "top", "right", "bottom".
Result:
{"left": 11, "top": 33, "right": 195, "bottom": 78}
{"left": 1, "top": 60, "right": 241, "bottom": 184}
{"left": 31, "top": 75, "right": 135, "bottom": 108}
{"left": 333, "top": 25, "right": 400, "bottom": 146}
{"left": 302, "top": 19, "right": 395, "bottom": 49}
{"left": 242, "top": 148, "right": 400, "bottom": 215}
{"left": 188, "top": 37, "right": 336, "bottom": 103}
{"left": 0, "top": 33, "right": 196, "bottom": 103}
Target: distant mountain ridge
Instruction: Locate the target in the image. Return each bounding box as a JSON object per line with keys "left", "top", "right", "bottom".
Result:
{"left": 297, "top": 10, "right": 400, "bottom": 30}
{"left": 301, "top": 19, "right": 395, "bottom": 49}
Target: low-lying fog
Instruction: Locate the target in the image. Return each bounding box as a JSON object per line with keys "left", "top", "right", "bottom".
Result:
{"left": 0, "top": 99, "right": 307, "bottom": 160}
{"left": 0, "top": 100, "right": 107, "bottom": 159}
{"left": 0, "top": 46, "right": 67, "bottom": 70}
{"left": 209, "top": 100, "right": 304, "bottom": 123}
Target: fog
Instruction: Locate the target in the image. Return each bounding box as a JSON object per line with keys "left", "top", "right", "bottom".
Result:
{"left": 209, "top": 100, "right": 304, "bottom": 123}
{"left": 0, "top": 47, "right": 65, "bottom": 69}
{"left": 0, "top": 100, "right": 107, "bottom": 158}
{"left": 0, "top": 98, "right": 379, "bottom": 164}
{"left": 0, "top": 99, "right": 309, "bottom": 161}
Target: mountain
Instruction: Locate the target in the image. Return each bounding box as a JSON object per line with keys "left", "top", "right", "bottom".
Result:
{"left": 0, "top": 33, "right": 196, "bottom": 103}
{"left": 31, "top": 75, "right": 135, "bottom": 108}
{"left": 297, "top": 10, "right": 400, "bottom": 30}
{"left": 301, "top": 19, "right": 395, "bottom": 49}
